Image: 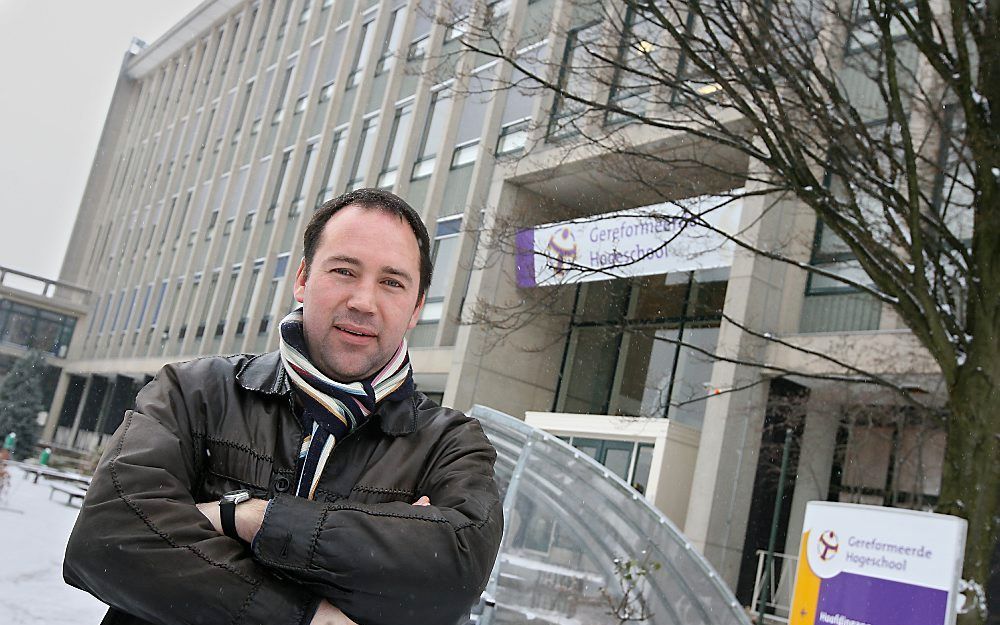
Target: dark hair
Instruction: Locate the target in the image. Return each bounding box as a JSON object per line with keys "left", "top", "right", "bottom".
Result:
{"left": 304, "top": 188, "right": 433, "bottom": 300}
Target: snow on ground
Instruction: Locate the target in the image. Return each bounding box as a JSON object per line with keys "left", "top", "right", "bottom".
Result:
{"left": 1, "top": 468, "right": 108, "bottom": 624}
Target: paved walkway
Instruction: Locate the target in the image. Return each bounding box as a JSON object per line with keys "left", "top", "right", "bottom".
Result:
{"left": 0, "top": 468, "right": 108, "bottom": 624}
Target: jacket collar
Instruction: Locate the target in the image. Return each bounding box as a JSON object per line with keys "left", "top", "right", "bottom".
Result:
{"left": 236, "top": 351, "right": 418, "bottom": 436}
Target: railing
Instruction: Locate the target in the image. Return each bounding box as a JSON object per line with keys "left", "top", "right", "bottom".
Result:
{"left": 748, "top": 550, "right": 799, "bottom": 624}
{"left": 0, "top": 265, "right": 90, "bottom": 306}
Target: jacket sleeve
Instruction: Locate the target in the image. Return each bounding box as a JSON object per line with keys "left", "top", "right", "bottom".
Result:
{"left": 63, "top": 363, "right": 319, "bottom": 625}
{"left": 250, "top": 415, "right": 504, "bottom": 625}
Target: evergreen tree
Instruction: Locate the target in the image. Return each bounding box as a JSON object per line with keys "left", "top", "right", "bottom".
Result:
{"left": 0, "top": 350, "right": 47, "bottom": 461}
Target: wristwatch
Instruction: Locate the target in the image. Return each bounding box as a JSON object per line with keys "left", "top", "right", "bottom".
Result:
{"left": 219, "top": 489, "right": 252, "bottom": 542}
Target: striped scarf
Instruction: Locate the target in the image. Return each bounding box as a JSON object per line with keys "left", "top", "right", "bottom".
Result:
{"left": 278, "top": 308, "right": 413, "bottom": 500}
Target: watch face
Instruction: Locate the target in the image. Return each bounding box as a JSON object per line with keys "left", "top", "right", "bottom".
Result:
{"left": 223, "top": 489, "right": 251, "bottom": 505}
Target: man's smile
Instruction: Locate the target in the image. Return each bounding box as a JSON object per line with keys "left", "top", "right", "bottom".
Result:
{"left": 334, "top": 323, "right": 377, "bottom": 338}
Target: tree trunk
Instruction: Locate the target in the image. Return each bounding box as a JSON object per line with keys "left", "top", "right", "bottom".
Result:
{"left": 938, "top": 359, "right": 1000, "bottom": 625}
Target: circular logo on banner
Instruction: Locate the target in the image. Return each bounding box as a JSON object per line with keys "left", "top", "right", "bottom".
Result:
{"left": 817, "top": 530, "right": 840, "bottom": 560}
{"left": 807, "top": 529, "right": 845, "bottom": 579}
{"left": 545, "top": 228, "right": 577, "bottom": 276}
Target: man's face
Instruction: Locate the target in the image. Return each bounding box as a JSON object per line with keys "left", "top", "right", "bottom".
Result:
{"left": 294, "top": 205, "right": 424, "bottom": 381}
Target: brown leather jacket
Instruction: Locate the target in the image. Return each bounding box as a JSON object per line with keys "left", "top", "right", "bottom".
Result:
{"left": 64, "top": 351, "right": 503, "bottom": 625}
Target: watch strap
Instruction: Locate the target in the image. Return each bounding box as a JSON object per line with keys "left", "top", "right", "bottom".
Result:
{"left": 220, "top": 499, "right": 240, "bottom": 541}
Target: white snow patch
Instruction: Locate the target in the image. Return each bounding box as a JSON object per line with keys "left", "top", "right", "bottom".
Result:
{"left": 0, "top": 470, "right": 108, "bottom": 624}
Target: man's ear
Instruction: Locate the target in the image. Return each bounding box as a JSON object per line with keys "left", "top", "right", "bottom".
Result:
{"left": 407, "top": 292, "right": 425, "bottom": 330}
{"left": 293, "top": 258, "right": 308, "bottom": 303}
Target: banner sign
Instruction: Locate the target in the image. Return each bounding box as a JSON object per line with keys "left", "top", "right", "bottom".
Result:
{"left": 790, "top": 502, "right": 966, "bottom": 625}
{"left": 515, "top": 194, "right": 743, "bottom": 288}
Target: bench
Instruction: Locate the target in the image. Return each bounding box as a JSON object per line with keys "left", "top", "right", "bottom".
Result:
{"left": 12, "top": 462, "right": 92, "bottom": 487}
{"left": 49, "top": 482, "right": 88, "bottom": 507}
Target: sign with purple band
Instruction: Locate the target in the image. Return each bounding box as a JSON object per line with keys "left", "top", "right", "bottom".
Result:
{"left": 515, "top": 193, "right": 743, "bottom": 288}
{"left": 790, "top": 502, "right": 966, "bottom": 625}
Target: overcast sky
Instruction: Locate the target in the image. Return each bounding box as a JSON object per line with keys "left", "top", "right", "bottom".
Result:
{"left": 0, "top": 0, "right": 203, "bottom": 283}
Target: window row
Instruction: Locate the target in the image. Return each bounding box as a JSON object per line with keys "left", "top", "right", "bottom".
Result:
{"left": 0, "top": 300, "right": 77, "bottom": 357}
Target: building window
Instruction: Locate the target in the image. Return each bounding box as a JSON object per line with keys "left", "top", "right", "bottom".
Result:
{"left": 445, "top": 13, "right": 469, "bottom": 41}
{"left": 97, "top": 294, "right": 112, "bottom": 335}
{"left": 375, "top": 6, "right": 406, "bottom": 74}
{"left": 563, "top": 437, "right": 654, "bottom": 494}
{"left": 555, "top": 274, "right": 727, "bottom": 428}
{"left": 259, "top": 253, "right": 291, "bottom": 335}
{"left": 377, "top": 102, "right": 414, "bottom": 188}
{"left": 290, "top": 143, "right": 318, "bottom": 217}
{"left": 0, "top": 300, "right": 78, "bottom": 357}
{"left": 205, "top": 209, "right": 219, "bottom": 240}
{"left": 237, "top": 258, "right": 265, "bottom": 335}
{"left": 136, "top": 284, "right": 153, "bottom": 331}
{"left": 294, "top": 94, "right": 308, "bottom": 115}
{"left": 417, "top": 216, "right": 463, "bottom": 325}
{"left": 196, "top": 106, "right": 216, "bottom": 161}
{"left": 275, "top": 0, "right": 293, "bottom": 39}
{"left": 121, "top": 288, "right": 139, "bottom": 334}
{"left": 407, "top": 35, "right": 429, "bottom": 61}
{"left": 150, "top": 280, "right": 168, "bottom": 328}
{"left": 346, "top": 116, "right": 378, "bottom": 191}
{"left": 606, "top": 7, "right": 659, "bottom": 121}
{"left": 267, "top": 150, "right": 293, "bottom": 223}
{"left": 238, "top": 8, "right": 257, "bottom": 63}
{"left": 933, "top": 107, "right": 974, "bottom": 243}
{"left": 828, "top": 408, "right": 944, "bottom": 510}
{"left": 550, "top": 21, "right": 600, "bottom": 136}
{"left": 215, "top": 265, "right": 241, "bottom": 337}
{"left": 412, "top": 89, "right": 451, "bottom": 179}
{"left": 195, "top": 270, "right": 220, "bottom": 339}
{"left": 496, "top": 42, "right": 544, "bottom": 154}
{"left": 110, "top": 290, "right": 125, "bottom": 333}
{"left": 450, "top": 65, "right": 493, "bottom": 168}
{"left": 408, "top": 1, "right": 434, "bottom": 60}
{"left": 318, "top": 81, "right": 336, "bottom": 103}
{"left": 496, "top": 118, "right": 530, "bottom": 154}
{"left": 347, "top": 15, "right": 377, "bottom": 87}
{"left": 271, "top": 65, "right": 296, "bottom": 126}
{"left": 316, "top": 128, "right": 347, "bottom": 207}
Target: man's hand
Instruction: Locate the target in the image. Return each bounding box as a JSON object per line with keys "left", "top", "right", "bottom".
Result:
{"left": 196, "top": 498, "right": 269, "bottom": 543}
{"left": 310, "top": 600, "right": 358, "bottom": 625}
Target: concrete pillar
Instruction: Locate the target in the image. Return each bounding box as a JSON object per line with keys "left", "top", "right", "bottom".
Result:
{"left": 682, "top": 187, "right": 812, "bottom": 586}
{"left": 446, "top": 181, "right": 571, "bottom": 417}
{"left": 782, "top": 388, "right": 842, "bottom": 555}
{"left": 67, "top": 374, "right": 94, "bottom": 446}
{"left": 42, "top": 371, "right": 72, "bottom": 442}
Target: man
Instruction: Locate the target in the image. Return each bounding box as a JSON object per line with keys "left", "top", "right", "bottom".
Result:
{"left": 64, "top": 189, "right": 504, "bottom": 625}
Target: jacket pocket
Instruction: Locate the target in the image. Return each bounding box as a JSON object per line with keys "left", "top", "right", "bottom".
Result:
{"left": 348, "top": 484, "right": 419, "bottom": 505}
{"left": 196, "top": 434, "right": 273, "bottom": 496}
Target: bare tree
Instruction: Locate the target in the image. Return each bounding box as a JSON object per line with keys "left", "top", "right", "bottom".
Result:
{"left": 432, "top": 0, "right": 998, "bottom": 619}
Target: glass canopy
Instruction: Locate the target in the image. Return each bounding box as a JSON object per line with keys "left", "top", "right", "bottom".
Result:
{"left": 470, "top": 405, "right": 751, "bottom": 625}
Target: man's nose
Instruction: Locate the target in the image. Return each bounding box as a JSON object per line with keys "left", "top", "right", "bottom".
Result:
{"left": 346, "top": 279, "right": 377, "bottom": 313}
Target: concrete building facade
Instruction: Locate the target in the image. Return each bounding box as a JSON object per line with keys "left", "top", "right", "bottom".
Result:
{"left": 0, "top": 265, "right": 90, "bottom": 417}
{"left": 50, "top": 0, "right": 950, "bottom": 610}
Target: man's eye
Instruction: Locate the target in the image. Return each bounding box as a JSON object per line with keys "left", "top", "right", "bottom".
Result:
{"left": 384, "top": 279, "right": 403, "bottom": 288}
{"left": 332, "top": 268, "right": 352, "bottom": 276}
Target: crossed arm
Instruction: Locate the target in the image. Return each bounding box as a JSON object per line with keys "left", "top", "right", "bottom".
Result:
{"left": 194, "top": 496, "right": 432, "bottom": 625}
